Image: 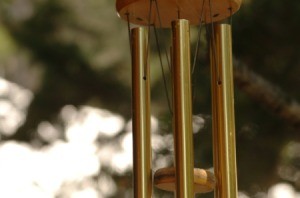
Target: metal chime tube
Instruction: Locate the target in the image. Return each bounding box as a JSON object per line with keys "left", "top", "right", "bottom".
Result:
{"left": 172, "top": 19, "right": 194, "bottom": 198}
{"left": 210, "top": 23, "right": 238, "bottom": 198}
{"left": 131, "top": 27, "right": 152, "bottom": 198}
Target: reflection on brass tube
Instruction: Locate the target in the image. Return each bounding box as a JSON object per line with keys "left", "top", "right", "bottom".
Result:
{"left": 210, "top": 23, "right": 238, "bottom": 198}
{"left": 131, "top": 27, "right": 152, "bottom": 198}
{"left": 171, "top": 19, "right": 194, "bottom": 198}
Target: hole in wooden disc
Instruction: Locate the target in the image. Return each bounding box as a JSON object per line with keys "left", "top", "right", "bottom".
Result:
{"left": 213, "top": 14, "right": 219, "bottom": 18}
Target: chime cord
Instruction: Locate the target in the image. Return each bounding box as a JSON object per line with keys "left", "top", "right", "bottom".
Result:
{"left": 154, "top": 0, "right": 173, "bottom": 115}
{"left": 144, "top": 0, "right": 153, "bottom": 80}
{"left": 208, "top": 0, "right": 221, "bottom": 84}
{"left": 153, "top": 0, "right": 171, "bottom": 71}
{"left": 208, "top": 0, "right": 234, "bottom": 85}
{"left": 126, "top": 13, "right": 132, "bottom": 55}
{"left": 192, "top": 0, "right": 234, "bottom": 111}
{"left": 150, "top": 0, "right": 173, "bottom": 115}
{"left": 153, "top": 25, "right": 173, "bottom": 115}
{"left": 192, "top": 0, "right": 206, "bottom": 74}
{"left": 125, "top": 0, "right": 173, "bottom": 116}
{"left": 126, "top": 0, "right": 234, "bottom": 116}
{"left": 191, "top": 0, "right": 206, "bottom": 106}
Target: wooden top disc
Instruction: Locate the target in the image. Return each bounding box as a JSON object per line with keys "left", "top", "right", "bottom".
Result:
{"left": 116, "top": 0, "right": 242, "bottom": 27}
{"left": 154, "top": 167, "right": 215, "bottom": 194}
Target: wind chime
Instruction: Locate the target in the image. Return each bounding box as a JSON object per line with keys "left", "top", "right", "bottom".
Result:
{"left": 115, "top": 0, "right": 242, "bottom": 197}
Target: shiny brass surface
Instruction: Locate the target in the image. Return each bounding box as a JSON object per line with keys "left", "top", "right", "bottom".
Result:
{"left": 131, "top": 27, "right": 152, "bottom": 198}
{"left": 171, "top": 19, "right": 194, "bottom": 198}
{"left": 210, "top": 23, "right": 238, "bottom": 198}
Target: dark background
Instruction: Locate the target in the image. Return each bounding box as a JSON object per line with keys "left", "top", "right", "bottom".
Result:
{"left": 0, "top": 0, "right": 299, "bottom": 197}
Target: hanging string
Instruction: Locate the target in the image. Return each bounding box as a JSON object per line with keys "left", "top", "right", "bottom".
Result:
{"left": 192, "top": 0, "right": 206, "bottom": 112}
{"left": 153, "top": 25, "right": 173, "bottom": 115}
{"left": 229, "top": 7, "right": 233, "bottom": 26}
{"left": 153, "top": 0, "right": 162, "bottom": 28}
{"left": 192, "top": 0, "right": 206, "bottom": 74}
{"left": 152, "top": 0, "right": 173, "bottom": 115}
{"left": 126, "top": 13, "right": 132, "bottom": 55}
{"left": 209, "top": 0, "right": 221, "bottom": 84}
{"left": 143, "top": 0, "right": 154, "bottom": 80}
{"left": 153, "top": 0, "right": 171, "bottom": 72}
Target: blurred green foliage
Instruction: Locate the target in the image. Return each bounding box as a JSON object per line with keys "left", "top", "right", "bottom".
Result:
{"left": 0, "top": 0, "right": 300, "bottom": 197}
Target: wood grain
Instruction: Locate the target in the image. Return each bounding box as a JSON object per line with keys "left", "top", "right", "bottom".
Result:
{"left": 116, "top": 0, "right": 242, "bottom": 27}
{"left": 154, "top": 167, "right": 216, "bottom": 193}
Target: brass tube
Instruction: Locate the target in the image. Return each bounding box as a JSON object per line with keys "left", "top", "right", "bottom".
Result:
{"left": 131, "top": 27, "right": 152, "bottom": 198}
{"left": 171, "top": 19, "right": 194, "bottom": 198}
{"left": 210, "top": 23, "right": 238, "bottom": 198}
